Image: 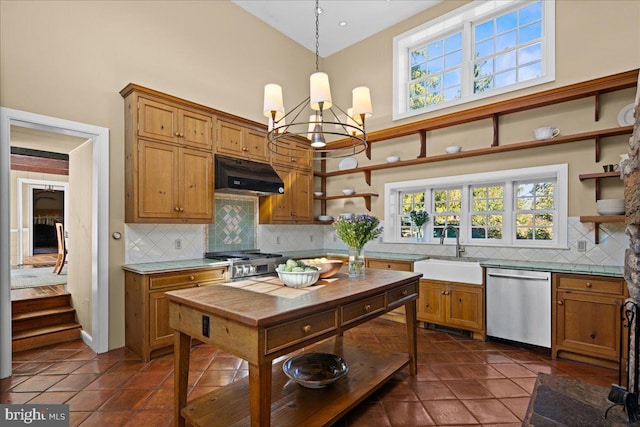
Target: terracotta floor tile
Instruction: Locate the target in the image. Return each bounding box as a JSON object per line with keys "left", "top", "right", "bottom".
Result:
{"left": 33, "top": 349, "right": 84, "bottom": 362}
{"left": 10, "top": 374, "right": 64, "bottom": 392}
{"left": 383, "top": 401, "right": 435, "bottom": 425}
{"left": 72, "top": 360, "right": 118, "bottom": 374}
{"left": 99, "top": 388, "right": 154, "bottom": 411}
{"left": 187, "top": 386, "right": 220, "bottom": 400}
{"left": 461, "top": 399, "right": 520, "bottom": 424}
{"left": 412, "top": 364, "right": 439, "bottom": 381}
{"left": 123, "top": 409, "right": 173, "bottom": 427}
{"left": 423, "top": 351, "right": 482, "bottom": 364}
{"left": 443, "top": 379, "right": 494, "bottom": 399}
{"left": 188, "top": 356, "right": 214, "bottom": 371}
{"left": 469, "top": 351, "right": 514, "bottom": 364}
{"left": 140, "top": 387, "right": 174, "bottom": 410}
{"left": 0, "top": 392, "right": 40, "bottom": 404}
{"left": 47, "top": 373, "right": 100, "bottom": 392}
{"left": 27, "top": 390, "right": 76, "bottom": 404}
{"left": 433, "top": 341, "right": 469, "bottom": 353}
{"left": 68, "top": 411, "right": 91, "bottom": 427}
{"left": 511, "top": 377, "right": 537, "bottom": 394}
{"left": 108, "top": 359, "right": 147, "bottom": 373}
{"left": 122, "top": 371, "right": 170, "bottom": 389}
{"left": 40, "top": 360, "right": 87, "bottom": 375}
{"left": 66, "top": 389, "right": 117, "bottom": 411}
{"left": 411, "top": 380, "right": 457, "bottom": 400}
{"left": 475, "top": 379, "right": 530, "bottom": 398}
{"left": 500, "top": 396, "right": 532, "bottom": 420}
{"left": 141, "top": 356, "right": 174, "bottom": 373}
{"left": 0, "top": 375, "right": 29, "bottom": 392}
{"left": 345, "top": 402, "right": 391, "bottom": 427}
{"left": 491, "top": 363, "right": 539, "bottom": 378}
{"left": 84, "top": 371, "right": 133, "bottom": 390}
{"left": 195, "top": 369, "right": 237, "bottom": 387}
{"left": 458, "top": 363, "right": 505, "bottom": 379}
{"left": 79, "top": 410, "right": 133, "bottom": 427}
{"left": 11, "top": 361, "right": 53, "bottom": 375}
{"left": 208, "top": 355, "right": 243, "bottom": 370}
{"left": 423, "top": 399, "right": 479, "bottom": 425}
{"left": 376, "top": 380, "right": 419, "bottom": 402}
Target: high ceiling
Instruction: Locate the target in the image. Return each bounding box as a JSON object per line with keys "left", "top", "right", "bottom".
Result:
{"left": 232, "top": 0, "right": 442, "bottom": 57}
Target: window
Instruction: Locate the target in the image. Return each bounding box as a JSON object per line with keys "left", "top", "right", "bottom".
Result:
{"left": 394, "top": 0, "right": 555, "bottom": 120}
{"left": 384, "top": 164, "right": 567, "bottom": 248}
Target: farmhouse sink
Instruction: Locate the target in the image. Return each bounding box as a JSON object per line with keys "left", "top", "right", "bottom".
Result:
{"left": 413, "top": 258, "right": 483, "bottom": 285}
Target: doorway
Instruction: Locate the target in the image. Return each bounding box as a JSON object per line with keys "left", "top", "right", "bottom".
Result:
{"left": 0, "top": 107, "right": 110, "bottom": 379}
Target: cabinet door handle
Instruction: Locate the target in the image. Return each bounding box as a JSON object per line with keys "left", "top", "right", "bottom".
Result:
{"left": 590, "top": 333, "right": 597, "bottom": 339}
{"left": 364, "top": 304, "right": 372, "bottom": 312}
{"left": 444, "top": 291, "right": 450, "bottom": 295}
{"left": 302, "top": 325, "right": 312, "bottom": 333}
{"left": 174, "top": 131, "right": 180, "bottom": 136}
{"left": 179, "top": 207, "right": 184, "bottom": 212}
{"left": 401, "top": 289, "right": 409, "bottom": 296}
{"left": 179, "top": 132, "right": 184, "bottom": 137}
{"left": 586, "top": 282, "right": 592, "bottom": 288}
{"left": 558, "top": 300, "right": 564, "bottom": 305}
{"left": 440, "top": 291, "right": 446, "bottom": 295}
{"left": 174, "top": 207, "right": 180, "bottom": 212}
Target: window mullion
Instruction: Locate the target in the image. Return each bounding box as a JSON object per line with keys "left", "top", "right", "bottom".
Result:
{"left": 461, "top": 21, "right": 473, "bottom": 98}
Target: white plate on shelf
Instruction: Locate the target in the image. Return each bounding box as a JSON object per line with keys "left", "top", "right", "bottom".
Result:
{"left": 338, "top": 157, "right": 358, "bottom": 170}
{"left": 617, "top": 103, "right": 634, "bottom": 126}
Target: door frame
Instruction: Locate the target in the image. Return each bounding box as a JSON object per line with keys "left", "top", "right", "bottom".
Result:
{"left": 0, "top": 107, "right": 110, "bottom": 378}
{"left": 17, "top": 179, "right": 69, "bottom": 264}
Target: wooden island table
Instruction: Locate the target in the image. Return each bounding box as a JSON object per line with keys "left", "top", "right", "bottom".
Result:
{"left": 166, "top": 268, "right": 422, "bottom": 427}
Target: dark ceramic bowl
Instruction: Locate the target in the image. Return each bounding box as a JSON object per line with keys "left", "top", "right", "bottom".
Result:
{"left": 282, "top": 352, "right": 348, "bottom": 389}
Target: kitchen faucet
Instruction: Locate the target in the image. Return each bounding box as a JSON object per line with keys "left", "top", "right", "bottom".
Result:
{"left": 439, "top": 225, "right": 465, "bottom": 258}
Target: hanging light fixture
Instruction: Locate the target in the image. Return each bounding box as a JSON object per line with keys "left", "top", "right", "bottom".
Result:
{"left": 263, "top": 0, "right": 372, "bottom": 160}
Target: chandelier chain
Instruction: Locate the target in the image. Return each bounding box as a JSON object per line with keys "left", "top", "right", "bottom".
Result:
{"left": 315, "top": 0, "right": 319, "bottom": 71}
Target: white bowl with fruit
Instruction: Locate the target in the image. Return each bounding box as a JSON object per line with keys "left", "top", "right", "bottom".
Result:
{"left": 276, "top": 259, "right": 321, "bottom": 288}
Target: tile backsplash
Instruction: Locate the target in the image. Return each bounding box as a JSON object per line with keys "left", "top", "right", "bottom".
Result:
{"left": 125, "top": 216, "right": 627, "bottom": 266}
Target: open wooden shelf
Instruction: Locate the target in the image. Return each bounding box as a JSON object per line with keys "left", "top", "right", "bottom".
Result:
{"left": 579, "top": 215, "right": 625, "bottom": 244}
{"left": 181, "top": 338, "right": 409, "bottom": 427}
{"left": 314, "top": 193, "right": 379, "bottom": 211}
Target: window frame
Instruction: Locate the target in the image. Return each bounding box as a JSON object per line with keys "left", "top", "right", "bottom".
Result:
{"left": 383, "top": 164, "right": 568, "bottom": 248}
{"left": 393, "top": 0, "right": 556, "bottom": 121}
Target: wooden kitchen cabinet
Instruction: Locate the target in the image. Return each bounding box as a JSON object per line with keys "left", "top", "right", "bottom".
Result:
{"left": 216, "top": 119, "right": 269, "bottom": 163}
{"left": 366, "top": 259, "right": 413, "bottom": 271}
{"left": 138, "top": 96, "right": 214, "bottom": 150}
{"left": 553, "top": 273, "right": 626, "bottom": 368}
{"left": 259, "top": 166, "right": 313, "bottom": 223}
{"left": 132, "top": 139, "right": 213, "bottom": 222}
{"left": 270, "top": 137, "right": 313, "bottom": 171}
{"left": 418, "top": 278, "right": 484, "bottom": 339}
{"left": 125, "top": 267, "right": 227, "bottom": 361}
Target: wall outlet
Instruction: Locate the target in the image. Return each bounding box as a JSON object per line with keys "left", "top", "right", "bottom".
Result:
{"left": 309, "top": 235, "right": 313, "bottom": 242}
{"left": 577, "top": 240, "right": 587, "bottom": 252}
{"left": 175, "top": 239, "right": 182, "bottom": 250}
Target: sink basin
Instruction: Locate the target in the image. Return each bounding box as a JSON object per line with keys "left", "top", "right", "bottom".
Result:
{"left": 413, "top": 258, "right": 483, "bottom": 285}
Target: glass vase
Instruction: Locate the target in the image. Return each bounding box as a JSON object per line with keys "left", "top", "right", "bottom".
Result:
{"left": 415, "top": 226, "right": 425, "bottom": 243}
{"left": 348, "top": 246, "right": 365, "bottom": 278}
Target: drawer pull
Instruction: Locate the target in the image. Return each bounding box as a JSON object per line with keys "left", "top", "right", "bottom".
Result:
{"left": 364, "top": 304, "right": 372, "bottom": 312}
{"left": 401, "top": 289, "right": 409, "bottom": 296}
{"left": 189, "top": 276, "right": 195, "bottom": 281}
{"left": 590, "top": 333, "right": 597, "bottom": 339}
{"left": 302, "top": 325, "right": 312, "bottom": 333}
{"left": 195, "top": 283, "right": 201, "bottom": 287}
{"left": 586, "top": 282, "right": 592, "bottom": 288}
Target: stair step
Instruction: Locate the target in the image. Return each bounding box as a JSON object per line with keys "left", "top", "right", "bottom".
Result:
{"left": 12, "top": 323, "right": 81, "bottom": 353}
{"left": 12, "top": 293, "right": 72, "bottom": 315}
{"left": 12, "top": 307, "right": 77, "bottom": 333}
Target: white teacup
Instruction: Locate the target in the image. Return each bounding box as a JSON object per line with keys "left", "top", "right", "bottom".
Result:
{"left": 533, "top": 126, "right": 560, "bottom": 140}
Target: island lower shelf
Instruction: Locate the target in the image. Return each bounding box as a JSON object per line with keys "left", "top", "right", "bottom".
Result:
{"left": 181, "top": 338, "right": 410, "bottom": 427}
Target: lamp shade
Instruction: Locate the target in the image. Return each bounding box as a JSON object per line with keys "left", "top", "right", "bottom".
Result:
{"left": 263, "top": 83, "right": 284, "bottom": 117}
{"left": 352, "top": 86, "right": 372, "bottom": 118}
{"left": 310, "top": 72, "right": 333, "bottom": 111}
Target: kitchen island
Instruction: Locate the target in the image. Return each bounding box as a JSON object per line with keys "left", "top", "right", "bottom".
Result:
{"left": 167, "top": 268, "right": 421, "bottom": 427}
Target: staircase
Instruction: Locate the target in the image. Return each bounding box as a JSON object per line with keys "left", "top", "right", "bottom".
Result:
{"left": 12, "top": 290, "right": 82, "bottom": 352}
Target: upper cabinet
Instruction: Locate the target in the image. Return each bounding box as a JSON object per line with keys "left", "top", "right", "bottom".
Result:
{"left": 122, "top": 85, "right": 215, "bottom": 223}
{"left": 138, "top": 97, "right": 214, "bottom": 150}
{"left": 270, "top": 137, "right": 313, "bottom": 171}
{"left": 216, "top": 119, "right": 268, "bottom": 163}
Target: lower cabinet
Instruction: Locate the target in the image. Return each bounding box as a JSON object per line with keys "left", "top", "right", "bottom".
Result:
{"left": 552, "top": 273, "right": 626, "bottom": 368}
{"left": 125, "top": 267, "right": 227, "bottom": 361}
{"left": 365, "top": 258, "right": 413, "bottom": 323}
{"left": 418, "top": 278, "right": 485, "bottom": 340}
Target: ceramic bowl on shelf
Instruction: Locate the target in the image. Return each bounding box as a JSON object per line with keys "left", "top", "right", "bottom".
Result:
{"left": 386, "top": 156, "right": 400, "bottom": 163}
{"left": 314, "top": 191, "right": 323, "bottom": 197}
{"left": 597, "top": 199, "right": 624, "bottom": 215}
{"left": 282, "top": 352, "right": 348, "bottom": 389}
{"left": 445, "top": 145, "right": 462, "bottom": 154}
{"left": 342, "top": 189, "right": 355, "bottom": 195}
{"left": 276, "top": 268, "right": 320, "bottom": 288}
{"left": 317, "top": 215, "right": 333, "bottom": 222}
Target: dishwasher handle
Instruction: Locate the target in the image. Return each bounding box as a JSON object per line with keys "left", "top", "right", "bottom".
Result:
{"left": 487, "top": 272, "right": 549, "bottom": 281}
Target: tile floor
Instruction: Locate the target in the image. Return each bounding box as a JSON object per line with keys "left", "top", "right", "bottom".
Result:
{"left": 1, "top": 319, "right": 618, "bottom": 426}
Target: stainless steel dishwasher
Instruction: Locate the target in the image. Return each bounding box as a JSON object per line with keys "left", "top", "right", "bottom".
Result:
{"left": 486, "top": 267, "right": 551, "bottom": 348}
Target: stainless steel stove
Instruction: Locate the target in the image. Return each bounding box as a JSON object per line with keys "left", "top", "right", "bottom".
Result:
{"left": 204, "top": 250, "right": 286, "bottom": 280}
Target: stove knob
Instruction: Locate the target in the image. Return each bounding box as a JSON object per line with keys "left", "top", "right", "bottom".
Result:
{"left": 248, "top": 265, "right": 256, "bottom": 275}
{"left": 243, "top": 265, "right": 251, "bottom": 275}
{"left": 234, "top": 266, "right": 244, "bottom": 277}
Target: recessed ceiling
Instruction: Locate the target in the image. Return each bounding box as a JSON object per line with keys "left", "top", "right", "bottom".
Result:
{"left": 232, "top": 0, "right": 442, "bottom": 57}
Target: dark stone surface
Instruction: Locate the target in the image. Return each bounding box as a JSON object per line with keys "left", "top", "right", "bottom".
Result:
{"left": 523, "top": 373, "right": 640, "bottom": 426}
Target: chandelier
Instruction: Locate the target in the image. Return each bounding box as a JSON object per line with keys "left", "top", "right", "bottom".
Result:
{"left": 262, "top": 0, "right": 372, "bottom": 160}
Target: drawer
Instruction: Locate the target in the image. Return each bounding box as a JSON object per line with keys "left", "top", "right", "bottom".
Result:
{"left": 341, "top": 294, "right": 386, "bottom": 326}
{"left": 387, "top": 282, "right": 418, "bottom": 307}
{"left": 555, "top": 274, "right": 623, "bottom": 295}
{"left": 265, "top": 309, "right": 338, "bottom": 354}
{"left": 149, "top": 267, "right": 227, "bottom": 290}
{"left": 366, "top": 259, "right": 412, "bottom": 271}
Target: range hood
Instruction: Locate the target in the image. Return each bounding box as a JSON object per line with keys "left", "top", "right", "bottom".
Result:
{"left": 215, "top": 155, "right": 284, "bottom": 196}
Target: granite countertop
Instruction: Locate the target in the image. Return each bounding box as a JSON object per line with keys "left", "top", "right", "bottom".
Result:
{"left": 122, "top": 251, "right": 624, "bottom": 278}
